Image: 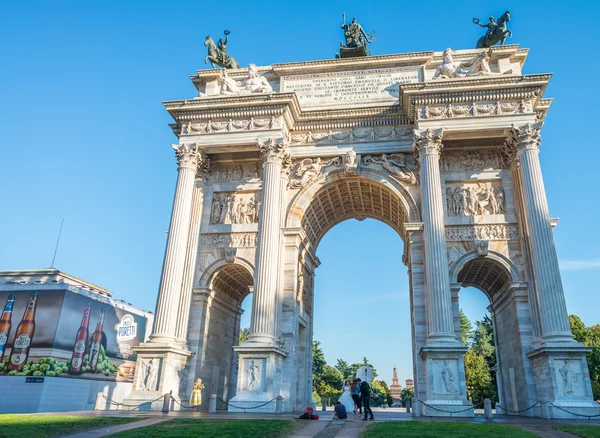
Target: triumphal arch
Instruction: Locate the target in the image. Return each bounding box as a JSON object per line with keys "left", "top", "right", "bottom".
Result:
{"left": 125, "top": 43, "right": 600, "bottom": 418}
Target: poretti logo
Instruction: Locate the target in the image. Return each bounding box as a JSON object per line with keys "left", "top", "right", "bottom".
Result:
{"left": 116, "top": 314, "right": 137, "bottom": 341}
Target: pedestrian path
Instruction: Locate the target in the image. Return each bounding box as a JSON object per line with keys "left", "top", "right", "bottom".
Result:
{"left": 63, "top": 417, "right": 170, "bottom": 438}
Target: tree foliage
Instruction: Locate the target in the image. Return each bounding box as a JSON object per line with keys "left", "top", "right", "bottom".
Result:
{"left": 460, "top": 309, "right": 474, "bottom": 347}
{"left": 370, "top": 380, "right": 392, "bottom": 406}
{"left": 348, "top": 357, "right": 378, "bottom": 380}
{"left": 400, "top": 387, "right": 414, "bottom": 403}
{"left": 335, "top": 359, "right": 352, "bottom": 382}
{"left": 464, "top": 349, "right": 491, "bottom": 404}
{"left": 239, "top": 327, "right": 250, "bottom": 344}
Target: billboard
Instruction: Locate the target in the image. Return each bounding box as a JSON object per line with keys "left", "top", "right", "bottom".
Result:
{"left": 0, "top": 289, "right": 148, "bottom": 383}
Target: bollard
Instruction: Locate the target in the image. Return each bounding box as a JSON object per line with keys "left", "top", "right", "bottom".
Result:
{"left": 275, "top": 395, "right": 283, "bottom": 414}
{"left": 209, "top": 394, "right": 217, "bottom": 413}
{"left": 94, "top": 392, "right": 105, "bottom": 411}
{"left": 484, "top": 398, "right": 493, "bottom": 419}
{"left": 406, "top": 399, "right": 411, "bottom": 413}
{"left": 162, "top": 391, "right": 171, "bottom": 413}
{"left": 311, "top": 401, "right": 317, "bottom": 411}
{"left": 411, "top": 397, "right": 420, "bottom": 417}
{"left": 321, "top": 397, "right": 327, "bottom": 412}
{"left": 540, "top": 400, "right": 551, "bottom": 419}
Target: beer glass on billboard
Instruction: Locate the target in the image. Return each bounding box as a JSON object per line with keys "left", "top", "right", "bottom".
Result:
{"left": 8, "top": 292, "right": 38, "bottom": 371}
{"left": 69, "top": 303, "right": 91, "bottom": 374}
{"left": 0, "top": 294, "right": 16, "bottom": 361}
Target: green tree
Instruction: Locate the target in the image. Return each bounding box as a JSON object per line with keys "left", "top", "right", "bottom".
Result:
{"left": 239, "top": 327, "right": 250, "bottom": 344}
{"left": 569, "top": 315, "right": 588, "bottom": 344}
{"left": 370, "top": 380, "right": 392, "bottom": 406}
{"left": 400, "top": 387, "right": 414, "bottom": 404}
{"left": 316, "top": 365, "right": 344, "bottom": 405}
{"left": 472, "top": 315, "right": 495, "bottom": 368}
{"left": 464, "top": 349, "right": 492, "bottom": 404}
{"left": 460, "top": 309, "right": 474, "bottom": 347}
{"left": 335, "top": 359, "right": 352, "bottom": 382}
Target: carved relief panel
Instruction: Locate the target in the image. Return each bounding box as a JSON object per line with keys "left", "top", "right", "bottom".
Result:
{"left": 210, "top": 192, "right": 261, "bottom": 225}
{"left": 432, "top": 359, "right": 460, "bottom": 395}
{"left": 243, "top": 358, "right": 265, "bottom": 392}
{"left": 445, "top": 181, "right": 506, "bottom": 217}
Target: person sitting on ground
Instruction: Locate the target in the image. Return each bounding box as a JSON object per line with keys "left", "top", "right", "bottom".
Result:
{"left": 333, "top": 401, "right": 348, "bottom": 420}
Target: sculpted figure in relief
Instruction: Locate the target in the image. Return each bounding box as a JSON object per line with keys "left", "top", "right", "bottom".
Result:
{"left": 446, "top": 183, "right": 506, "bottom": 217}
{"left": 559, "top": 360, "right": 579, "bottom": 396}
{"left": 140, "top": 358, "right": 158, "bottom": 391}
{"left": 344, "top": 149, "right": 358, "bottom": 174}
{"left": 289, "top": 157, "right": 340, "bottom": 189}
{"left": 221, "top": 64, "right": 272, "bottom": 95}
{"left": 437, "top": 360, "right": 457, "bottom": 394}
{"left": 363, "top": 153, "right": 417, "bottom": 185}
{"left": 432, "top": 48, "right": 512, "bottom": 80}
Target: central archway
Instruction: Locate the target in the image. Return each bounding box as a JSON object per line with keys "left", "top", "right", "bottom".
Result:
{"left": 283, "top": 168, "right": 421, "bottom": 410}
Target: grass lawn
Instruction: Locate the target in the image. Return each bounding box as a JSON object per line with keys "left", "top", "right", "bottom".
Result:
{"left": 109, "top": 419, "right": 300, "bottom": 438}
{"left": 554, "top": 425, "right": 600, "bottom": 437}
{"left": 0, "top": 414, "right": 141, "bottom": 438}
{"left": 362, "top": 422, "right": 538, "bottom": 438}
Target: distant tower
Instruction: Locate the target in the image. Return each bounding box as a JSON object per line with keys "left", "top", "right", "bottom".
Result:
{"left": 405, "top": 378, "right": 414, "bottom": 391}
{"left": 389, "top": 367, "right": 403, "bottom": 403}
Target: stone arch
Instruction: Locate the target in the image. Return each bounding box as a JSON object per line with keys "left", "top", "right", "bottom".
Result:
{"left": 450, "top": 250, "right": 519, "bottom": 301}
{"left": 286, "top": 168, "right": 420, "bottom": 247}
{"left": 190, "top": 257, "right": 255, "bottom": 409}
{"left": 198, "top": 256, "right": 255, "bottom": 298}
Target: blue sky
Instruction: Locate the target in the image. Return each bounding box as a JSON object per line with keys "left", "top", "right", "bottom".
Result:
{"left": 1, "top": 1, "right": 597, "bottom": 386}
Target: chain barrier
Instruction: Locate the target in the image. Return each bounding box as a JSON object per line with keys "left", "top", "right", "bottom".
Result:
{"left": 171, "top": 396, "right": 209, "bottom": 410}
{"left": 216, "top": 396, "right": 277, "bottom": 413}
{"left": 101, "top": 394, "right": 164, "bottom": 410}
{"left": 416, "top": 399, "right": 483, "bottom": 416}
{"left": 496, "top": 401, "right": 540, "bottom": 415}
{"left": 545, "top": 401, "right": 600, "bottom": 420}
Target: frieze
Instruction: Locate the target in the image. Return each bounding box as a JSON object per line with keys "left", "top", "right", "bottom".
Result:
{"left": 290, "top": 127, "right": 412, "bottom": 145}
{"left": 445, "top": 223, "right": 519, "bottom": 241}
{"left": 181, "top": 116, "right": 281, "bottom": 135}
{"left": 199, "top": 232, "right": 258, "bottom": 248}
{"left": 209, "top": 162, "right": 262, "bottom": 183}
{"left": 417, "top": 99, "right": 534, "bottom": 121}
{"left": 440, "top": 149, "right": 507, "bottom": 171}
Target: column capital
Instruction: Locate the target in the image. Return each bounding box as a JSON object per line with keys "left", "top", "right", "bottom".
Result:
{"left": 507, "top": 122, "right": 543, "bottom": 153}
{"left": 172, "top": 143, "right": 209, "bottom": 172}
{"left": 259, "top": 138, "right": 291, "bottom": 166}
{"left": 413, "top": 128, "right": 444, "bottom": 161}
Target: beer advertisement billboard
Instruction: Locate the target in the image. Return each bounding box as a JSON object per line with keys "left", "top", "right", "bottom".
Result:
{"left": 0, "top": 289, "right": 149, "bottom": 382}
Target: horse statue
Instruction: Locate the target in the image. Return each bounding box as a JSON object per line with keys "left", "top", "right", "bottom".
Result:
{"left": 204, "top": 32, "right": 240, "bottom": 70}
{"left": 473, "top": 11, "right": 512, "bottom": 48}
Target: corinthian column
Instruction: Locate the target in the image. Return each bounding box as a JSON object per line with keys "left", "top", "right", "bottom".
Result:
{"left": 249, "top": 138, "right": 290, "bottom": 345}
{"left": 151, "top": 143, "right": 207, "bottom": 344}
{"left": 507, "top": 123, "right": 573, "bottom": 343}
{"left": 414, "top": 129, "right": 457, "bottom": 345}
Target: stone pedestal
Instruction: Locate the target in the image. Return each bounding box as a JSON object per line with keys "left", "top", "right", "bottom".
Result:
{"left": 227, "top": 345, "right": 288, "bottom": 413}
{"left": 123, "top": 343, "right": 192, "bottom": 411}
{"left": 528, "top": 346, "right": 600, "bottom": 418}
{"left": 420, "top": 346, "right": 473, "bottom": 417}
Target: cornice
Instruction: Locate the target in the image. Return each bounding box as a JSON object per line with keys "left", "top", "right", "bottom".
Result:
{"left": 400, "top": 74, "right": 552, "bottom": 122}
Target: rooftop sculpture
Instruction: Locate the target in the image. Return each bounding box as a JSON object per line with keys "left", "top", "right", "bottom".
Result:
{"left": 473, "top": 11, "right": 512, "bottom": 48}
{"left": 204, "top": 30, "right": 240, "bottom": 69}
{"left": 338, "top": 14, "right": 374, "bottom": 58}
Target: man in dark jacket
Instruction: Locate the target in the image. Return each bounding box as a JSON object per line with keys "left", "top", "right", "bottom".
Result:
{"left": 356, "top": 378, "right": 374, "bottom": 420}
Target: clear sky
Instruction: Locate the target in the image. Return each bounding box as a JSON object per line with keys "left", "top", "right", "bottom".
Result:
{"left": 1, "top": 1, "right": 598, "bottom": 387}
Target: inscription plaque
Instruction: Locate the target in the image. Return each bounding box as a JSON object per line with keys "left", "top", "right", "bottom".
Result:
{"left": 281, "top": 66, "right": 421, "bottom": 110}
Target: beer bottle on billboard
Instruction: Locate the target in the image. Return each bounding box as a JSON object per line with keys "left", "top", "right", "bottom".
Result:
{"left": 69, "top": 303, "right": 91, "bottom": 374}
{"left": 0, "top": 294, "right": 16, "bottom": 361}
{"left": 8, "top": 292, "right": 39, "bottom": 371}
{"left": 88, "top": 309, "right": 105, "bottom": 371}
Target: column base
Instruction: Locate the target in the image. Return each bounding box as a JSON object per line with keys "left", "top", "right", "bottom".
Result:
{"left": 228, "top": 344, "right": 288, "bottom": 413}
{"left": 420, "top": 345, "right": 473, "bottom": 417}
{"left": 123, "top": 342, "right": 192, "bottom": 411}
{"left": 527, "top": 345, "right": 600, "bottom": 419}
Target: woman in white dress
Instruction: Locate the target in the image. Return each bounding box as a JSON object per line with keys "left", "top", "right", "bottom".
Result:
{"left": 338, "top": 380, "right": 355, "bottom": 414}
